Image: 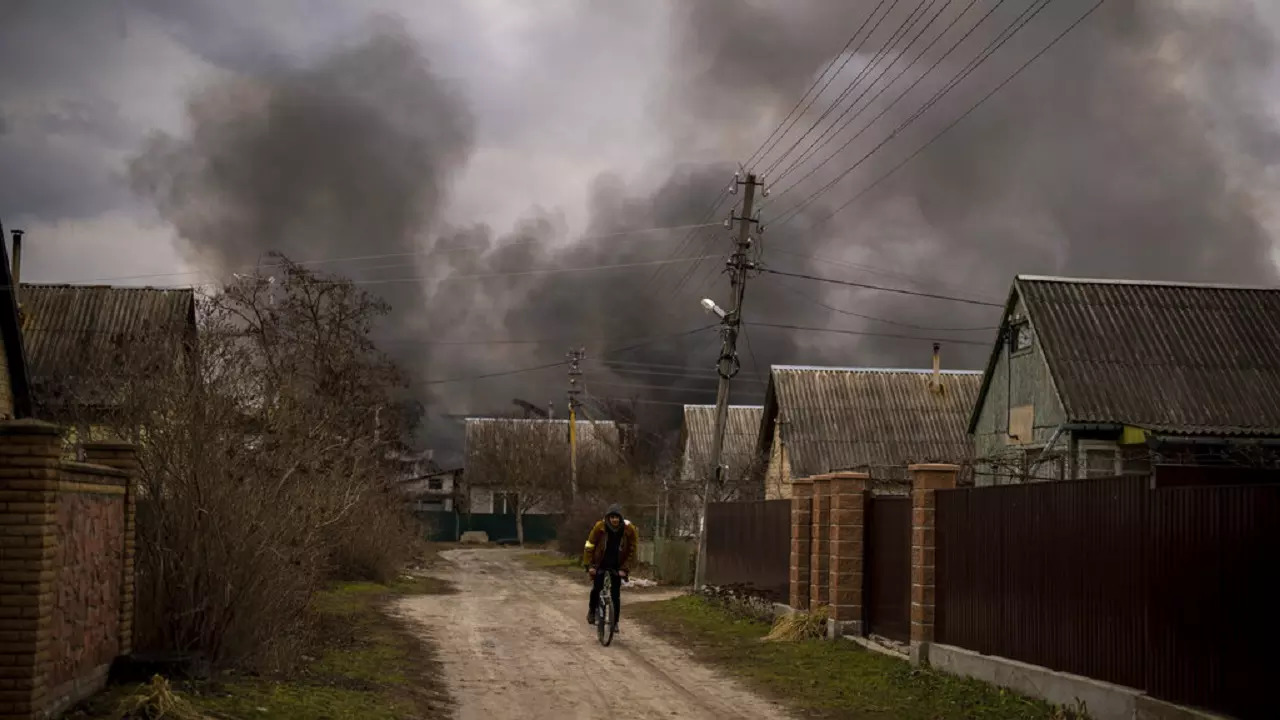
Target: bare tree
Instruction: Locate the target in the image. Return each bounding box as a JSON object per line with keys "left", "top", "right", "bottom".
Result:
{"left": 466, "top": 418, "right": 572, "bottom": 545}
{"left": 53, "top": 253, "right": 420, "bottom": 669}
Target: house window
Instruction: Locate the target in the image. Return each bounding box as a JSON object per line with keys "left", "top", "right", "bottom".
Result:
{"left": 493, "top": 492, "right": 519, "bottom": 514}
{"left": 1085, "top": 449, "right": 1117, "bottom": 479}
{"left": 1010, "top": 322, "right": 1034, "bottom": 354}
{"left": 428, "top": 477, "right": 444, "bottom": 491}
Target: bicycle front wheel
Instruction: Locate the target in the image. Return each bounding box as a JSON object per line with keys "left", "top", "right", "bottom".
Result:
{"left": 597, "top": 578, "right": 615, "bottom": 647}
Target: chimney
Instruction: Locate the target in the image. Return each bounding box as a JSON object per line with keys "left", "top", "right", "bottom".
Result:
{"left": 931, "top": 343, "right": 942, "bottom": 394}
{"left": 10, "top": 229, "right": 23, "bottom": 302}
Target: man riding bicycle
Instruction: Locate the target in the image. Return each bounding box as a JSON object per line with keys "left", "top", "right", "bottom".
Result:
{"left": 582, "top": 504, "right": 638, "bottom": 632}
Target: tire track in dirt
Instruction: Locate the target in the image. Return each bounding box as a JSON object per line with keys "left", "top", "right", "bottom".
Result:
{"left": 395, "top": 548, "right": 792, "bottom": 720}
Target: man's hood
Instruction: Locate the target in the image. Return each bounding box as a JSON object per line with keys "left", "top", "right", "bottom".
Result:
{"left": 604, "top": 504, "right": 625, "bottom": 523}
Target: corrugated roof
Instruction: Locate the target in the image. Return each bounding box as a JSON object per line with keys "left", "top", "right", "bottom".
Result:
{"left": 1016, "top": 275, "right": 1280, "bottom": 435}
{"left": 680, "top": 404, "right": 764, "bottom": 478}
{"left": 18, "top": 284, "right": 195, "bottom": 411}
{"left": 763, "top": 366, "right": 981, "bottom": 479}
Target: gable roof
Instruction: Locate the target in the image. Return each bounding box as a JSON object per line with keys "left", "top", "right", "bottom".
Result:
{"left": 0, "top": 230, "right": 32, "bottom": 418}
{"left": 680, "top": 404, "right": 764, "bottom": 478}
{"left": 18, "top": 284, "right": 196, "bottom": 413}
{"left": 758, "top": 365, "right": 982, "bottom": 479}
{"left": 968, "top": 275, "right": 1280, "bottom": 436}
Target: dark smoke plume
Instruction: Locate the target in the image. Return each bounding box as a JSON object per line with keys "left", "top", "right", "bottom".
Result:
{"left": 129, "top": 2, "right": 1280, "bottom": 460}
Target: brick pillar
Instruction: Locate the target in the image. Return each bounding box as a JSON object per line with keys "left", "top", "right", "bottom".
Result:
{"left": 909, "top": 463, "right": 958, "bottom": 663}
{"left": 808, "top": 475, "right": 832, "bottom": 609}
{"left": 788, "top": 479, "right": 813, "bottom": 610}
{"left": 828, "top": 471, "right": 868, "bottom": 638}
{"left": 0, "top": 420, "right": 64, "bottom": 720}
{"left": 83, "top": 442, "right": 140, "bottom": 656}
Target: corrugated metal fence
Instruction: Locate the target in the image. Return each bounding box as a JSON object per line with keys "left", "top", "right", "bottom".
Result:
{"left": 935, "top": 475, "right": 1280, "bottom": 718}
{"left": 705, "top": 500, "right": 790, "bottom": 602}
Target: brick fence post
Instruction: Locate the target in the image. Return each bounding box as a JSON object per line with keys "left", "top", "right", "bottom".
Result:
{"left": 788, "top": 479, "right": 813, "bottom": 611}
{"left": 0, "top": 420, "right": 64, "bottom": 720}
{"left": 808, "top": 475, "right": 832, "bottom": 610}
{"left": 83, "top": 442, "right": 139, "bottom": 657}
{"left": 909, "top": 463, "right": 958, "bottom": 664}
{"left": 828, "top": 471, "right": 868, "bottom": 638}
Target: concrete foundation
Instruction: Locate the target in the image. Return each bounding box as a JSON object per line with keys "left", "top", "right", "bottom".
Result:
{"left": 918, "top": 643, "right": 1228, "bottom": 720}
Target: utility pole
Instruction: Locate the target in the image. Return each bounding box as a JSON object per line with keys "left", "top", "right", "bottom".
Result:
{"left": 694, "top": 171, "right": 762, "bottom": 590}
{"left": 566, "top": 347, "right": 585, "bottom": 502}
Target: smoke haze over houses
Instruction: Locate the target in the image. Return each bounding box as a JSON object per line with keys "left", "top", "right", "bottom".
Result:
{"left": 4, "top": 0, "right": 1280, "bottom": 459}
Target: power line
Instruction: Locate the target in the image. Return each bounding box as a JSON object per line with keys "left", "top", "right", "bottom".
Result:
{"left": 769, "top": 0, "right": 993, "bottom": 190}
{"left": 418, "top": 324, "right": 718, "bottom": 386}
{"left": 759, "top": 0, "right": 911, "bottom": 177}
{"left": 766, "top": 247, "right": 1001, "bottom": 301}
{"left": 819, "top": 0, "right": 1106, "bottom": 223}
{"left": 759, "top": 266, "right": 1003, "bottom": 307}
{"left": 766, "top": 272, "right": 1000, "bottom": 331}
{"left": 748, "top": 0, "right": 895, "bottom": 170}
{"left": 764, "top": 0, "right": 942, "bottom": 180}
{"left": 768, "top": 0, "right": 1070, "bottom": 228}
{"left": 746, "top": 320, "right": 991, "bottom": 346}
{"left": 50, "top": 222, "right": 723, "bottom": 287}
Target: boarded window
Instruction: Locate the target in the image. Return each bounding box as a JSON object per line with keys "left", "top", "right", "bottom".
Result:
{"left": 428, "top": 477, "right": 444, "bottom": 491}
{"left": 1085, "top": 449, "right": 1116, "bottom": 478}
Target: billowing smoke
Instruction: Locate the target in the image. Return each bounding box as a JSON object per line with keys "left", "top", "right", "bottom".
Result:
{"left": 124, "top": 1, "right": 1280, "bottom": 460}
{"left": 128, "top": 20, "right": 474, "bottom": 448}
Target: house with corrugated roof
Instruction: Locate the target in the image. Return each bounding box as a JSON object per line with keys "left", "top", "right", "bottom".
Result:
{"left": 463, "top": 416, "right": 622, "bottom": 514}
{"left": 672, "top": 404, "right": 764, "bottom": 534}
{"left": 755, "top": 354, "right": 982, "bottom": 498}
{"left": 968, "top": 275, "right": 1280, "bottom": 485}
{"left": 17, "top": 283, "right": 197, "bottom": 443}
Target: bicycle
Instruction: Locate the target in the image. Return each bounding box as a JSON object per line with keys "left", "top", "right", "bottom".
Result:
{"left": 590, "top": 568, "right": 626, "bottom": 646}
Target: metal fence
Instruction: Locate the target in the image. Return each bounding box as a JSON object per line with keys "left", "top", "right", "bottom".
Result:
{"left": 935, "top": 474, "right": 1280, "bottom": 718}
{"left": 414, "top": 511, "right": 563, "bottom": 543}
{"left": 705, "top": 500, "right": 791, "bottom": 602}
{"left": 865, "top": 496, "right": 911, "bottom": 642}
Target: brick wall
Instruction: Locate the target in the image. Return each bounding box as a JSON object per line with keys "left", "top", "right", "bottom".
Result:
{"left": 0, "top": 421, "right": 138, "bottom": 720}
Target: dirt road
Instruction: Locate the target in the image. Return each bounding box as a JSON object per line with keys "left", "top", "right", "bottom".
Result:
{"left": 397, "top": 547, "right": 791, "bottom": 720}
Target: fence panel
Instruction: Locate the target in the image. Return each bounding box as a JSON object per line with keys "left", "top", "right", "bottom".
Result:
{"left": 865, "top": 496, "right": 911, "bottom": 642}
{"left": 705, "top": 500, "right": 791, "bottom": 601}
{"left": 935, "top": 476, "right": 1149, "bottom": 689}
{"left": 1146, "top": 484, "right": 1280, "bottom": 717}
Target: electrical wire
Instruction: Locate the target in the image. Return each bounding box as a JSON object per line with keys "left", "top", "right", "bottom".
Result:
{"left": 50, "top": 222, "right": 724, "bottom": 288}
{"left": 759, "top": 266, "right": 1004, "bottom": 307}
{"left": 769, "top": 0, "right": 994, "bottom": 191}
{"left": 766, "top": 247, "right": 1002, "bottom": 301}
{"left": 418, "top": 324, "right": 718, "bottom": 385}
{"left": 767, "top": 0, "right": 1072, "bottom": 228}
{"left": 816, "top": 0, "right": 1105, "bottom": 224}
{"left": 758, "top": 0, "right": 912, "bottom": 177}
{"left": 767, "top": 272, "right": 1000, "bottom": 331}
{"left": 762, "top": 0, "right": 939, "bottom": 179}
{"left": 745, "top": 320, "right": 991, "bottom": 346}
{"left": 749, "top": 0, "right": 896, "bottom": 171}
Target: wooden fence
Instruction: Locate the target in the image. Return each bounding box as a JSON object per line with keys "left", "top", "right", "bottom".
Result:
{"left": 935, "top": 475, "right": 1280, "bottom": 718}
{"left": 704, "top": 500, "right": 791, "bottom": 602}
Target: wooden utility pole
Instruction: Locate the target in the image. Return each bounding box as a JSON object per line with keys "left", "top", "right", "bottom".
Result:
{"left": 694, "top": 172, "right": 762, "bottom": 590}
{"left": 566, "top": 347, "right": 585, "bottom": 502}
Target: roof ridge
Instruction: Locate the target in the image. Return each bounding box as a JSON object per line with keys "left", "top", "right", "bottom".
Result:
{"left": 771, "top": 365, "right": 981, "bottom": 374}
{"left": 20, "top": 282, "right": 196, "bottom": 293}
{"left": 1016, "top": 274, "right": 1279, "bottom": 292}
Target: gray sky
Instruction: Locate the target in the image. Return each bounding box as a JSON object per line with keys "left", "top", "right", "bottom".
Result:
{"left": 5, "top": 0, "right": 1280, "bottom": 453}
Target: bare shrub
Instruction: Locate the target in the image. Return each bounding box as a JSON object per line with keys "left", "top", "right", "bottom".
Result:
{"left": 61, "top": 254, "right": 421, "bottom": 670}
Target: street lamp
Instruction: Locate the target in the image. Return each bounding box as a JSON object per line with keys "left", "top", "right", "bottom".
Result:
{"left": 700, "top": 297, "right": 728, "bottom": 320}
